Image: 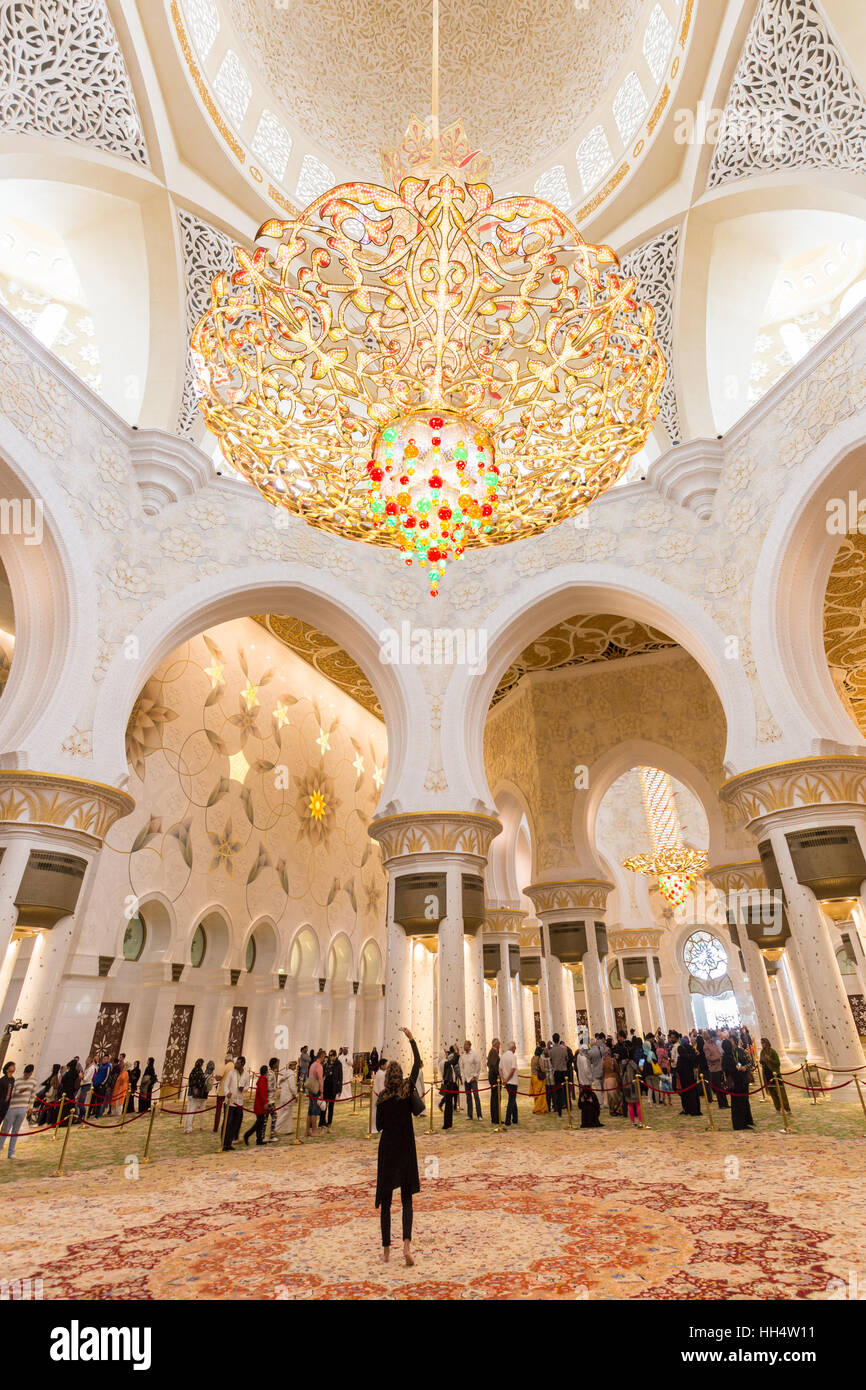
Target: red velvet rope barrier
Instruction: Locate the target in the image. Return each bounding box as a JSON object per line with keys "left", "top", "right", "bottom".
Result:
{"left": 0, "top": 1118, "right": 61, "bottom": 1138}
{"left": 81, "top": 1108, "right": 152, "bottom": 1129}
{"left": 782, "top": 1076, "right": 853, "bottom": 1092}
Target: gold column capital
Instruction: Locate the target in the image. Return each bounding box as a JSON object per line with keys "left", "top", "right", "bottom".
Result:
{"left": 368, "top": 809, "right": 502, "bottom": 864}
{"left": 523, "top": 878, "right": 614, "bottom": 916}
{"left": 705, "top": 860, "right": 766, "bottom": 894}
{"left": 720, "top": 756, "right": 866, "bottom": 830}
{"left": 0, "top": 770, "right": 135, "bottom": 843}
{"left": 483, "top": 907, "right": 526, "bottom": 936}
{"left": 608, "top": 928, "right": 663, "bottom": 952}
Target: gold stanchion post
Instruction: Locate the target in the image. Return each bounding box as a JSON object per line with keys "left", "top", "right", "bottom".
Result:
{"left": 142, "top": 1100, "right": 158, "bottom": 1163}
{"left": 565, "top": 1079, "right": 574, "bottom": 1130}
{"left": 427, "top": 1082, "right": 434, "bottom": 1135}
{"left": 774, "top": 1073, "right": 790, "bottom": 1133}
{"left": 53, "top": 1095, "right": 65, "bottom": 1142}
{"left": 219, "top": 1095, "right": 229, "bottom": 1149}
{"left": 365, "top": 1077, "right": 375, "bottom": 1139}
{"left": 701, "top": 1075, "right": 715, "bottom": 1131}
{"left": 53, "top": 1108, "right": 73, "bottom": 1178}
{"left": 292, "top": 1086, "right": 304, "bottom": 1145}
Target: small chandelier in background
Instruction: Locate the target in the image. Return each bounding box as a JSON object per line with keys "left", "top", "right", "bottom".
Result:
{"left": 623, "top": 766, "right": 708, "bottom": 909}
{"left": 192, "top": 3, "right": 665, "bottom": 595}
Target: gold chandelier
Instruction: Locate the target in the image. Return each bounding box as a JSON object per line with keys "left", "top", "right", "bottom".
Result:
{"left": 192, "top": 4, "right": 665, "bottom": 595}
{"left": 622, "top": 767, "right": 707, "bottom": 909}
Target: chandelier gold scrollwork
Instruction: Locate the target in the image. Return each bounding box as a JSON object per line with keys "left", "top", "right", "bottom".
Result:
{"left": 191, "top": 5, "right": 665, "bottom": 595}
{"left": 623, "top": 766, "right": 707, "bottom": 908}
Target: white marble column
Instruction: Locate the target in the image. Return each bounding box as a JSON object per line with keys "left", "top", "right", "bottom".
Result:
{"left": 739, "top": 934, "right": 791, "bottom": 1065}
{"left": 851, "top": 901, "right": 866, "bottom": 964}
{"left": 409, "top": 940, "right": 435, "bottom": 1066}
{"left": 464, "top": 929, "right": 485, "bottom": 1052}
{"left": 5, "top": 915, "right": 77, "bottom": 1070}
{"left": 0, "top": 935, "right": 22, "bottom": 1023}
{"left": 0, "top": 839, "right": 32, "bottom": 966}
{"left": 511, "top": 975, "right": 525, "bottom": 1060}
{"left": 598, "top": 951, "right": 617, "bottom": 1035}
{"left": 769, "top": 825, "right": 863, "bottom": 1078}
{"left": 383, "top": 874, "right": 411, "bottom": 1059}
{"left": 537, "top": 958, "right": 552, "bottom": 1040}
{"left": 521, "top": 985, "right": 536, "bottom": 1055}
{"left": 496, "top": 940, "right": 514, "bottom": 1043}
{"left": 346, "top": 987, "right": 359, "bottom": 1054}
{"left": 770, "top": 955, "right": 804, "bottom": 1054}
{"left": 644, "top": 955, "right": 665, "bottom": 1032}
{"left": 438, "top": 866, "right": 466, "bottom": 1047}
{"left": 542, "top": 935, "right": 568, "bottom": 1038}
{"left": 581, "top": 927, "right": 606, "bottom": 1036}
{"left": 840, "top": 921, "right": 866, "bottom": 995}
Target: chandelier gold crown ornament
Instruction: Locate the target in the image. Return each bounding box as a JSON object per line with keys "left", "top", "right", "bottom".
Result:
{"left": 622, "top": 767, "right": 708, "bottom": 909}
{"left": 192, "top": 3, "right": 665, "bottom": 596}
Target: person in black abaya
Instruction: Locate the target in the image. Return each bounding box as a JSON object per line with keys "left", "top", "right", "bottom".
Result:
{"left": 375, "top": 1026, "right": 422, "bottom": 1266}
{"left": 676, "top": 1037, "right": 702, "bottom": 1116}
{"left": 722, "top": 1038, "right": 755, "bottom": 1130}
{"left": 577, "top": 1084, "right": 603, "bottom": 1128}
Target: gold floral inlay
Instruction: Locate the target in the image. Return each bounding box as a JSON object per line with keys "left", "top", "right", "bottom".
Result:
{"left": 824, "top": 531, "right": 866, "bottom": 736}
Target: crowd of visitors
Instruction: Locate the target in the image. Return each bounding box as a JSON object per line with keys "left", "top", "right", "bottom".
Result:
{"left": 415, "top": 1024, "right": 779, "bottom": 1133}
{"left": 0, "top": 1022, "right": 793, "bottom": 1161}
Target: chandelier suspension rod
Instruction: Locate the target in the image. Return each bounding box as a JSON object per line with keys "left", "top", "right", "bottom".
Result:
{"left": 431, "top": 0, "right": 440, "bottom": 171}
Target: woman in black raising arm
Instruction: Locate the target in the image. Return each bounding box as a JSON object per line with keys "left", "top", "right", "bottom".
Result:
{"left": 375, "top": 1026, "right": 422, "bottom": 1267}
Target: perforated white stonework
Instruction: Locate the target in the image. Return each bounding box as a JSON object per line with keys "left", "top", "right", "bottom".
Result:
{"left": 576, "top": 125, "right": 614, "bottom": 194}
{"left": 213, "top": 49, "right": 252, "bottom": 128}
{"left": 533, "top": 164, "right": 572, "bottom": 212}
{"left": 177, "top": 209, "right": 237, "bottom": 439}
{"left": 708, "top": 0, "right": 866, "bottom": 189}
{"left": 613, "top": 70, "right": 648, "bottom": 145}
{"left": 642, "top": 2, "right": 674, "bottom": 84}
{"left": 295, "top": 154, "right": 335, "bottom": 205}
{"left": 620, "top": 225, "right": 681, "bottom": 442}
{"left": 0, "top": 0, "right": 148, "bottom": 165}
{"left": 251, "top": 109, "right": 293, "bottom": 180}
{"left": 185, "top": 0, "right": 220, "bottom": 61}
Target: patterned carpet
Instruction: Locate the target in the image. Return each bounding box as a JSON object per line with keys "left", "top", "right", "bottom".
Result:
{"left": 2, "top": 1093, "right": 864, "bottom": 1300}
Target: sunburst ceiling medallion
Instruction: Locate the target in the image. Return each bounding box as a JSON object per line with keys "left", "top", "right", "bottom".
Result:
{"left": 192, "top": 3, "right": 665, "bottom": 594}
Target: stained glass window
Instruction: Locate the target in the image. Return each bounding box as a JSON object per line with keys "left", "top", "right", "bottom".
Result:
{"left": 683, "top": 930, "right": 728, "bottom": 981}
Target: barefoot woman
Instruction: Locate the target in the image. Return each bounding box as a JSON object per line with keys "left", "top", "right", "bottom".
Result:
{"left": 375, "top": 1025, "right": 422, "bottom": 1266}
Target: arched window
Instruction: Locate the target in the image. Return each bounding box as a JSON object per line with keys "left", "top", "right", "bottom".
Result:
{"left": 122, "top": 913, "right": 146, "bottom": 961}
{"left": 191, "top": 924, "right": 207, "bottom": 968}
{"left": 245, "top": 935, "right": 257, "bottom": 973}
{"left": 683, "top": 930, "right": 728, "bottom": 982}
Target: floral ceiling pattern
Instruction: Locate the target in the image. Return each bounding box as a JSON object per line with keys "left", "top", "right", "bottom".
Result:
{"left": 823, "top": 531, "right": 866, "bottom": 738}
{"left": 107, "top": 618, "right": 387, "bottom": 965}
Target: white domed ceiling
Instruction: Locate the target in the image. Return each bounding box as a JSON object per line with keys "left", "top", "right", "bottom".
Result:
{"left": 226, "top": 0, "right": 646, "bottom": 181}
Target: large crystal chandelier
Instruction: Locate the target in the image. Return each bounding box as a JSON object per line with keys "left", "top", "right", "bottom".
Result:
{"left": 622, "top": 766, "right": 708, "bottom": 909}
{"left": 192, "top": 3, "right": 665, "bottom": 595}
